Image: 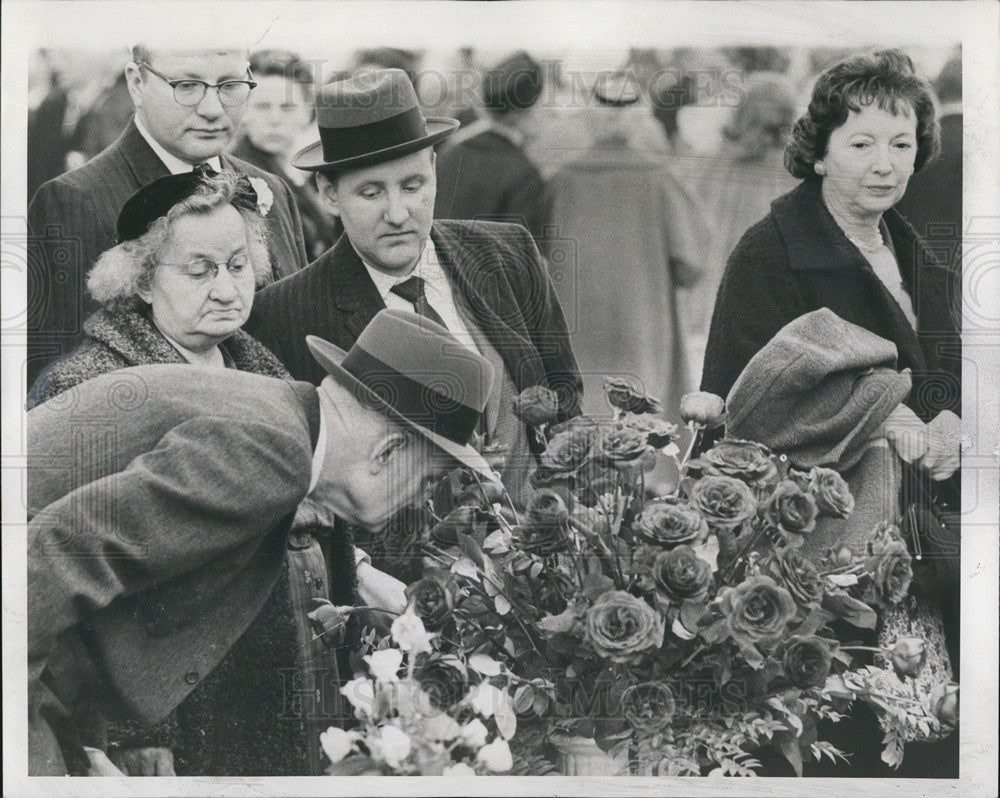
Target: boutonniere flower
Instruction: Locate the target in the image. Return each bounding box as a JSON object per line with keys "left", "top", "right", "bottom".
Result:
{"left": 247, "top": 177, "right": 274, "bottom": 216}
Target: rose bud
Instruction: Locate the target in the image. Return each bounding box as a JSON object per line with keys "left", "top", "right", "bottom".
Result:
{"left": 930, "top": 682, "right": 959, "bottom": 729}
{"left": 890, "top": 637, "right": 927, "bottom": 678}
{"left": 679, "top": 391, "right": 726, "bottom": 428}
{"left": 513, "top": 385, "right": 561, "bottom": 426}
{"left": 603, "top": 378, "right": 662, "bottom": 415}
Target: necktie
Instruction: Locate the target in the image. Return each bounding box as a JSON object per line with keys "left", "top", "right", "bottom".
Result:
{"left": 390, "top": 276, "right": 449, "bottom": 330}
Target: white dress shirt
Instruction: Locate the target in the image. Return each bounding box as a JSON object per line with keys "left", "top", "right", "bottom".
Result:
{"left": 134, "top": 114, "right": 222, "bottom": 174}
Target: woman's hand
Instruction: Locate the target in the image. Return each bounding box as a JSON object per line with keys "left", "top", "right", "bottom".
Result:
{"left": 109, "top": 746, "right": 176, "bottom": 776}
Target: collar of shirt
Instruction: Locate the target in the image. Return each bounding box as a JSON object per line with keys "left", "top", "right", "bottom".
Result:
{"left": 360, "top": 240, "right": 477, "bottom": 352}
{"left": 134, "top": 114, "right": 223, "bottom": 174}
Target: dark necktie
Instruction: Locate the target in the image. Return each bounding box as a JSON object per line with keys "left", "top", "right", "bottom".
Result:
{"left": 390, "top": 276, "right": 449, "bottom": 330}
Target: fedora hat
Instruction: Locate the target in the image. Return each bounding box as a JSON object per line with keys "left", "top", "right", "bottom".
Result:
{"left": 307, "top": 309, "right": 496, "bottom": 477}
{"left": 293, "top": 68, "right": 459, "bottom": 172}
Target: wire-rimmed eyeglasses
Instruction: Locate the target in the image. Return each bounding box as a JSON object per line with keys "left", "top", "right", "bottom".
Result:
{"left": 138, "top": 61, "right": 257, "bottom": 107}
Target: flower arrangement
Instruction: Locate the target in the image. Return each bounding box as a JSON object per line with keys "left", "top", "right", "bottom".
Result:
{"left": 327, "top": 381, "right": 958, "bottom": 776}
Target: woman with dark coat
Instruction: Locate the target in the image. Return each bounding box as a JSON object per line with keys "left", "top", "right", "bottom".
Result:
{"left": 701, "top": 49, "right": 960, "bottom": 778}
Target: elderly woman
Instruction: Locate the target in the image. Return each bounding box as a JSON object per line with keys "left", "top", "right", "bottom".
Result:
{"left": 701, "top": 49, "right": 959, "bottom": 778}
{"left": 27, "top": 170, "right": 288, "bottom": 407}
{"left": 27, "top": 170, "right": 364, "bottom": 778}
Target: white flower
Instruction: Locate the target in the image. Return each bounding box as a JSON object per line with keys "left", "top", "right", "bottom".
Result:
{"left": 442, "top": 762, "right": 477, "bottom": 778}
{"left": 476, "top": 738, "right": 513, "bottom": 772}
{"left": 319, "top": 727, "right": 358, "bottom": 764}
{"left": 391, "top": 607, "right": 435, "bottom": 654}
{"left": 372, "top": 724, "right": 412, "bottom": 769}
{"left": 463, "top": 682, "right": 505, "bottom": 719}
{"left": 422, "top": 711, "right": 461, "bottom": 742}
{"left": 247, "top": 177, "right": 273, "bottom": 216}
{"left": 459, "top": 718, "right": 488, "bottom": 749}
{"left": 365, "top": 648, "right": 403, "bottom": 683}
{"left": 340, "top": 677, "right": 376, "bottom": 717}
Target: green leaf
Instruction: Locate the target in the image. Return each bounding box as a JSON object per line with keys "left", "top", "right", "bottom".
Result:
{"left": 581, "top": 573, "right": 615, "bottom": 601}
{"left": 456, "top": 531, "right": 486, "bottom": 568}
{"left": 537, "top": 604, "right": 581, "bottom": 634}
{"left": 451, "top": 556, "right": 480, "bottom": 580}
{"left": 822, "top": 590, "right": 877, "bottom": 629}
{"left": 512, "top": 684, "right": 535, "bottom": 714}
{"left": 494, "top": 594, "right": 512, "bottom": 615}
{"left": 792, "top": 607, "right": 835, "bottom": 638}
{"left": 773, "top": 730, "right": 803, "bottom": 777}
{"left": 468, "top": 653, "right": 503, "bottom": 676}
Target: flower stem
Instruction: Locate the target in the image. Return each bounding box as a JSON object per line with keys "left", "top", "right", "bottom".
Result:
{"left": 680, "top": 421, "right": 703, "bottom": 469}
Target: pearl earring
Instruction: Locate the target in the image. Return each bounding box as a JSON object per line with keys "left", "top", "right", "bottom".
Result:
{"left": 814, "top": 162, "right": 826, "bottom": 176}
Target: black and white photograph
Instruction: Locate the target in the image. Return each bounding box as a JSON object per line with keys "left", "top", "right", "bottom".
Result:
{"left": 2, "top": 1, "right": 997, "bottom": 795}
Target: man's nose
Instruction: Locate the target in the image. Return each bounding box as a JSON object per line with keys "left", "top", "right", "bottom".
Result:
{"left": 195, "top": 86, "right": 225, "bottom": 118}
{"left": 383, "top": 190, "right": 410, "bottom": 226}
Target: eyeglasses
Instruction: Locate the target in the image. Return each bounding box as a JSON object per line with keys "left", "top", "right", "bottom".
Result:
{"left": 139, "top": 61, "right": 257, "bottom": 107}
{"left": 162, "top": 254, "right": 252, "bottom": 281}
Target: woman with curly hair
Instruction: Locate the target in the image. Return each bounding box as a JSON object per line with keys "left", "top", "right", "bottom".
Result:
{"left": 701, "top": 48, "right": 960, "bottom": 779}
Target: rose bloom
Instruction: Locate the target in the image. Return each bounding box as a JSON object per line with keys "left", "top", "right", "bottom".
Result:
{"left": 930, "top": 682, "right": 959, "bottom": 729}
{"left": 526, "top": 489, "right": 571, "bottom": 526}
{"left": 513, "top": 385, "right": 561, "bottom": 426}
{"left": 688, "top": 475, "right": 757, "bottom": 530}
{"left": 679, "top": 391, "right": 726, "bottom": 428}
{"left": 539, "top": 426, "right": 598, "bottom": 474}
{"left": 651, "top": 545, "right": 713, "bottom": 604}
{"left": 585, "top": 591, "right": 665, "bottom": 664}
{"left": 763, "top": 480, "right": 818, "bottom": 536}
{"left": 868, "top": 536, "right": 914, "bottom": 608}
{"left": 476, "top": 738, "right": 514, "bottom": 772}
{"left": 621, "top": 412, "right": 681, "bottom": 448}
{"left": 405, "top": 568, "right": 459, "bottom": 630}
{"left": 391, "top": 608, "right": 436, "bottom": 654}
{"left": 700, "top": 439, "right": 778, "bottom": 489}
{"left": 416, "top": 658, "right": 469, "bottom": 710}
{"left": 364, "top": 648, "right": 404, "bottom": 683}
{"left": 371, "top": 724, "right": 412, "bottom": 769}
{"left": 890, "top": 637, "right": 927, "bottom": 678}
{"left": 622, "top": 681, "right": 676, "bottom": 733}
{"left": 782, "top": 636, "right": 834, "bottom": 688}
{"left": 769, "top": 549, "right": 824, "bottom": 605}
{"left": 603, "top": 378, "right": 662, "bottom": 415}
{"left": 320, "top": 726, "right": 359, "bottom": 764}
{"left": 599, "top": 423, "right": 655, "bottom": 470}
{"left": 808, "top": 467, "right": 855, "bottom": 518}
{"left": 720, "top": 575, "right": 796, "bottom": 648}
{"left": 637, "top": 500, "right": 709, "bottom": 547}
{"left": 514, "top": 518, "right": 572, "bottom": 555}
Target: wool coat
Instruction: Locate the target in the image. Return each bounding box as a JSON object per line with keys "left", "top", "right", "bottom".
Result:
{"left": 246, "top": 219, "right": 582, "bottom": 420}
{"left": 27, "top": 366, "right": 323, "bottom": 775}
{"left": 546, "top": 139, "right": 708, "bottom": 419}
{"left": 26, "top": 118, "right": 309, "bottom": 388}
{"left": 701, "top": 178, "right": 961, "bottom": 425}
{"left": 26, "top": 301, "right": 289, "bottom": 409}
{"left": 434, "top": 127, "right": 550, "bottom": 242}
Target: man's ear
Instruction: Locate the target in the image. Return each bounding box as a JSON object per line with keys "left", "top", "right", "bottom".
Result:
{"left": 368, "top": 429, "right": 412, "bottom": 474}
{"left": 316, "top": 173, "right": 342, "bottom": 217}
{"left": 125, "top": 62, "right": 145, "bottom": 109}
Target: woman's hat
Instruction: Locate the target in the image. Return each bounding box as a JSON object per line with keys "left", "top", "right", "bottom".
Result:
{"left": 482, "top": 51, "right": 544, "bottom": 113}
{"left": 292, "top": 69, "right": 459, "bottom": 173}
{"left": 307, "top": 309, "right": 496, "bottom": 478}
{"left": 115, "top": 167, "right": 260, "bottom": 243}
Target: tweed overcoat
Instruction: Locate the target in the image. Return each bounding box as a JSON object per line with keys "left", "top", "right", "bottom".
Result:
{"left": 27, "top": 366, "right": 320, "bottom": 774}
{"left": 246, "top": 219, "right": 582, "bottom": 419}
{"left": 27, "top": 119, "right": 309, "bottom": 388}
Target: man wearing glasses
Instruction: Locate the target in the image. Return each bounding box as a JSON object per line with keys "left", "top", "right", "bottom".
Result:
{"left": 26, "top": 45, "right": 309, "bottom": 390}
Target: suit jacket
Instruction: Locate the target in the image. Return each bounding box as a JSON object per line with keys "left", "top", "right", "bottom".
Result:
{"left": 27, "top": 365, "right": 320, "bottom": 774}
{"left": 894, "top": 112, "right": 962, "bottom": 247}
{"left": 245, "top": 219, "right": 582, "bottom": 419}
{"left": 434, "top": 127, "right": 549, "bottom": 242}
{"left": 26, "top": 118, "right": 309, "bottom": 388}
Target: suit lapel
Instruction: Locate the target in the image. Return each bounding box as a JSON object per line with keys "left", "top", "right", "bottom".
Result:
{"left": 117, "top": 118, "right": 171, "bottom": 188}
{"left": 430, "top": 223, "right": 545, "bottom": 391}
{"left": 327, "top": 235, "right": 386, "bottom": 341}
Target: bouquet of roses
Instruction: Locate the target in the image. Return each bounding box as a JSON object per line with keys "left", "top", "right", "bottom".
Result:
{"left": 354, "top": 380, "right": 957, "bottom": 776}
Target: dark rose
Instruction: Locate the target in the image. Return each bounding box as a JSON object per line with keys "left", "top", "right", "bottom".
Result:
{"left": 636, "top": 500, "right": 708, "bottom": 547}
{"left": 866, "top": 527, "right": 913, "bottom": 608}
{"left": 405, "top": 568, "right": 460, "bottom": 630}
{"left": 585, "top": 591, "right": 665, "bottom": 663}
{"left": 719, "top": 575, "right": 796, "bottom": 648}
{"left": 455, "top": 594, "right": 503, "bottom": 630}
{"left": 621, "top": 412, "right": 681, "bottom": 448}
{"left": 416, "top": 658, "right": 468, "bottom": 710}
{"left": 651, "top": 546, "right": 713, "bottom": 604}
{"left": 679, "top": 391, "right": 726, "bottom": 428}
{"left": 763, "top": 480, "right": 818, "bottom": 536}
{"left": 539, "top": 426, "right": 598, "bottom": 474}
{"left": 621, "top": 682, "right": 676, "bottom": 733}
{"left": 930, "top": 683, "right": 959, "bottom": 729}
{"left": 525, "top": 488, "right": 571, "bottom": 526}
{"left": 429, "top": 505, "right": 479, "bottom": 548}
{"left": 513, "top": 385, "right": 560, "bottom": 426}
{"left": 782, "top": 636, "right": 833, "bottom": 688}
{"left": 598, "top": 423, "right": 655, "bottom": 471}
{"left": 808, "top": 467, "right": 855, "bottom": 518}
{"left": 603, "top": 378, "right": 662, "bottom": 415}
{"left": 688, "top": 475, "right": 757, "bottom": 529}
{"left": 769, "top": 549, "right": 823, "bottom": 605}
{"left": 514, "top": 492, "right": 572, "bottom": 555}
{"left": 700, "top": 439, "right": 779, "bottom": 493}
{"left": 890, "top": 637, "right": 927, "bottom": 678}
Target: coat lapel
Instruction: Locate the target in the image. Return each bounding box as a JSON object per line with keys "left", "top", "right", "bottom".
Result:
{"left": 430, "top": 223, "right": 545, "bottom": 391}
{"left": 117, "top": 118, "right": 171, "bottom": 188}
{"left": 326, "top": 234, "right": 386, "bottom": 341}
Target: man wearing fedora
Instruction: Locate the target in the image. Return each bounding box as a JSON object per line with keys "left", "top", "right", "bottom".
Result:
{"left": 27, "top": 310, "right": 496, "bottom": 776}
{"left": 27, "top": 43, "right": 309, "bottom": 390}
{"left": 246, "top": 68, "right": 582, "bottom": 503}
{"left": 434, "top": 51, "right": 550, "bottom": 243}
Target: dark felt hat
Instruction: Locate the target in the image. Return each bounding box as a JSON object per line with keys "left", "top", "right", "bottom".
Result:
{"left": 292, "top": 69, "right": 459, "bottom": 173}
{"left": 307, "top": 309, "right": 496, "bottom": 478}
{"left": 483, "top": 51, "right": 544, "bottom": 113}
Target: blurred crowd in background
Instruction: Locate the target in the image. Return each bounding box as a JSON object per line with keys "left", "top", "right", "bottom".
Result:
{"left": 27, "top": 43, "right": 961, "bottom": 390}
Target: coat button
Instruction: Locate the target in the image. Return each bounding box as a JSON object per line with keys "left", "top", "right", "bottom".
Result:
{"left": 184, "top": 671, "right": 199, "bottom": 685}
